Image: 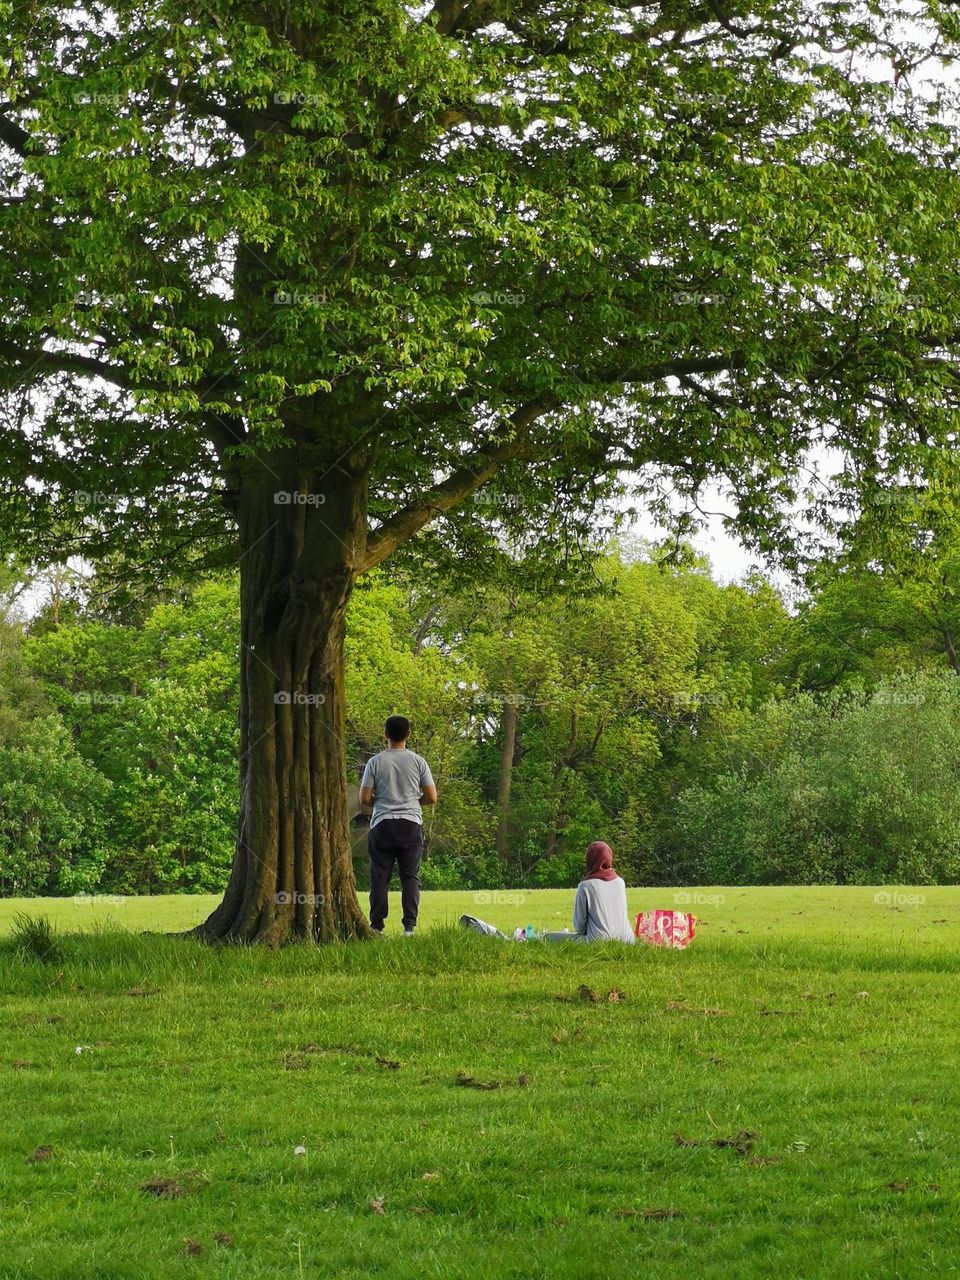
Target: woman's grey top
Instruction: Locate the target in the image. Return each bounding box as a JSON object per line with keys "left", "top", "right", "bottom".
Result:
{"left": 572, "top": 876, "right": 636, "bottom": 943}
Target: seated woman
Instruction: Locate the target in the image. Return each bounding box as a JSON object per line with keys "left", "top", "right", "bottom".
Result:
{"left": 544, "top": 841, "right": 636, "bottom": 943}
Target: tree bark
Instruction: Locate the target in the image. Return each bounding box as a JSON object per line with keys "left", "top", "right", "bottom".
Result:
{"left": 193, "top": 453, "right": 372, "bottom": 945}
{"left": 495, "top": 696, "right": 518, "bottom": 863}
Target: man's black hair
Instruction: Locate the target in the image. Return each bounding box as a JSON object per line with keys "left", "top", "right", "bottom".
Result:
{"left": 385, "top": 714, "right": 411, "bottom": 743}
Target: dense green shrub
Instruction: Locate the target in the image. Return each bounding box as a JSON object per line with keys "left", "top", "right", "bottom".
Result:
{"left": 0, "top": 715, "right": 110, "bottom": 896}
{"left": 667, "top": 672, "right": 960, "bottom": 885}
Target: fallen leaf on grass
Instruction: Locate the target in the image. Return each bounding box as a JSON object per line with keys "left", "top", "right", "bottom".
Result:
{"left": 126, "top": 987, "right": 158, "bottom": 998}
{"left": 140, "top": 1177, "right": 182, "bottom": 1199}
{"left": 213, "top": 1232, "right": 234, "bottom": 1246}
{"left": 26, "top": 1145, "right": 53, "bottom": 1164}
{"left": 376, "top": 1057, "right": 400, "bottom": 1070}
{"left": 665, "top": 1001, "right": 729, "bottom": 1018}
{"left": 455, "top": 1072, "right": 501, "bottom": 1091}
{"left": 409, "top": 1205, "right": 434, "bottom": 1216}
{"left": 854, "top": 991, "right": 870, "bottom": 999}
{"left": 421, "top": 1172, "right": 438, "bottom": 1181}
{"left": 760, "top": 1009, "right": 800, "bottom": 1017}
{"left": 301, "top": 1043, "right": 375, "bottom": 1061}
{"left": 578, "top": 985, "right": 600, "bottom": 1003}
{"left": 607, "top": 988, "right": 626, "bottom": 1003}
{"left": 370, "top": 1197, "right": 386, "bottom": 1215}
{"left": 889, "top": 1180, "right": 911, "bottom": 1193}
{"left": 283, "top": 1052, "right": 309, "bottom": 1071}
{"left": 45, "top": 1015, "right": 63, "bottom": 1024}
{"left": 615, "top": 1206, "right": 683, "bottom": 1220}
{"left": 183, "top": 1239, "right": 204, "bottom": 1256}
{"left": 673, "top": 1134, "right": 699, "bottom": 1148}
{"left": 518, "top": 1073, "right": 529, "bottom": 1087}
{"left": 713, "top": 1130, "right": 758, "bottom": 1157}
{"left": 13, "top": 1060, "right": 33, "bottom": 1069}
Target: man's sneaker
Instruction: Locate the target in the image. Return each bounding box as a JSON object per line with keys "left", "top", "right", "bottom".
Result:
{"left": 403, "top": 929, "right": 415, "bottom": 937}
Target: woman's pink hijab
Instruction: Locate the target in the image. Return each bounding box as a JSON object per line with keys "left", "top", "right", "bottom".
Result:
{"left": 584, "top": 841, "right": 618, "bottom": 883}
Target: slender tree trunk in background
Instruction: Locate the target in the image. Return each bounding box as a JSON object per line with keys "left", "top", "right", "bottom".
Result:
{"left": 496, "top": 696, "right": 518, "bottom": 863}
{"left": 542, "top": 709, "right": 580, "bottom": 865}
{"left": 194, "top": 454, "right": 371, "bottom": 944}
{"left": 941, "top": 626, "right": 960, "bottom": 675}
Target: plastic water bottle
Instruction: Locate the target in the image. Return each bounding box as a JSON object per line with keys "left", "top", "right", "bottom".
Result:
{"left": 525, "top": 924, "right": 535, "bottom": 940}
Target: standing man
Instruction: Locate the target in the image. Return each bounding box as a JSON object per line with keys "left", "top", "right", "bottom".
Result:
{"left": 359, "top": 715, "right": 437, "bottom": 936}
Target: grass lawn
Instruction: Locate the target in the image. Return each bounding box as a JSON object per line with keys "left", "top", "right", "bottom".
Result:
{"left": 2, "top": 886, "right": 958, "bottom": 1279}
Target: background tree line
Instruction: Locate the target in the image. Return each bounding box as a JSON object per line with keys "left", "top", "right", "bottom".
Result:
{"left": 3, "top": 534, "right": 960, "bottom": 898}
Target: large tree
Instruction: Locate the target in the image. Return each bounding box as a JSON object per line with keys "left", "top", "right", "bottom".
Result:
{"left": 2, "top": 0, "right": 959, "bottom": 941}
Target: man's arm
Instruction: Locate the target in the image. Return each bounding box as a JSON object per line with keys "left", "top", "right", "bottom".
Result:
{"left": 419, "top": 757, "right": 437, "bottom": 806}
{"left": 359, "top": 756, "right": 376, "bottom": 808}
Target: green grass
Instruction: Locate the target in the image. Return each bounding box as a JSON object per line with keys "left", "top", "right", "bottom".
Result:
{"left": 2, "top": 886, "right": 959, "bottom": 1279}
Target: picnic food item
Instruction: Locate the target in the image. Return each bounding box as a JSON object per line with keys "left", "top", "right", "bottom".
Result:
{"left": 634, "top": 910, "right": 696, "bottom": 949}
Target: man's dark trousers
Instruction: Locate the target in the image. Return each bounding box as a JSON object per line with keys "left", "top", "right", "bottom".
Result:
{"left": 368, "top": 818, "right": 423, "bottom": 931}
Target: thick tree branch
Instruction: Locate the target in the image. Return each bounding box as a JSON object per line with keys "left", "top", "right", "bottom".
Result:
{"left": 0, "top": 109, "right": 32, "bottom": 156}
{"left": 360, "top": 393, "right": 558, "bottom": 572}
{"left": 0, "top": 340, "right": 231, "bottom": 401}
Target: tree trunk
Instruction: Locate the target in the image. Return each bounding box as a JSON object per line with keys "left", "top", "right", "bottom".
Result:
{"left": 495, "top": 696, "right": 518, "bottom": 863}
{"left": 942, "top": 626, "right": 960, "bottom": 675}
{"left": 193, "top": 453, "right": 372, "bottom": 945}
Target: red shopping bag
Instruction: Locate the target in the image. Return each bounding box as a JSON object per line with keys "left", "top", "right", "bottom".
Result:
{"left": 635, "top": 910, "right": 696, "bottom": 949}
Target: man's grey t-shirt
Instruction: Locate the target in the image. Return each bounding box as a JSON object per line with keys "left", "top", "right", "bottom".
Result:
{"left": 360, "top": 748, "right": 435, "bottom": 829}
